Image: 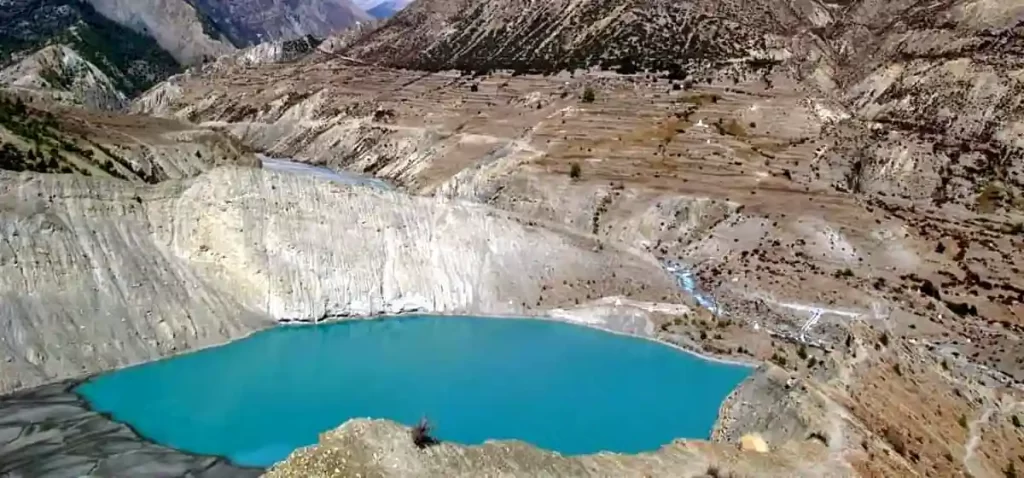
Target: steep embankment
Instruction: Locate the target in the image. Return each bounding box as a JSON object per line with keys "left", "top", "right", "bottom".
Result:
{"left": 0, "top": 166, "right": 686, "bottom": 393}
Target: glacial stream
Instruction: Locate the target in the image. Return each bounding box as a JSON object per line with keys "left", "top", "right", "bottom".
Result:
{"left": 74, "top": 316, "right": 751, "bottom": 468}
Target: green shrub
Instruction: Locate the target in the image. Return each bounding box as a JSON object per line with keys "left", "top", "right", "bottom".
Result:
{"left": 581, "top": 86, "right": 595, "bottom": 103}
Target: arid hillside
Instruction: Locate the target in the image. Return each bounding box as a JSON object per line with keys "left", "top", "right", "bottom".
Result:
{"left": 0, "top": 0, "right": 1022, "bottom": 476}
{"left": 135, "top": 9, "right": 1024, "bottom": 472}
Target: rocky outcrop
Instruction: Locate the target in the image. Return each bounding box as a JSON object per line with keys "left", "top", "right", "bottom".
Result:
{"left": 0, "top": 45, "right": 127, "bottom": 110}
{"left": 0, "top": 380, "right": 261, "bottom": 477}
{"left": 265, "top": 414, "right": 844, "bottom": 477}
{"left": 233, "top": 36, "right": 324, "bottom": 67}
{"left": 0, "top": 0, "right": 183, "bottom": 99}
{"left": 0, "top": 166, "right": 684, "bottom": 393}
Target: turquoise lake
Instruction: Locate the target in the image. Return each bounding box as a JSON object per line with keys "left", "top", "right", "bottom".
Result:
{"left": 75, "top": 316, "right": 751, "bottom": 468}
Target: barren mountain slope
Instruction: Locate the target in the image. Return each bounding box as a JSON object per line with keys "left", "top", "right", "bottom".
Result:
{"left": 0, "top": 45, "right": 127, "bottom": 110}
{"left": 344, "top": 0, "right": 818, "bottom": 74}
{"left": 0, "top": 90, "right": 257, "bottom": 181}
{"left": 132, "top": 0, "right": 1024, "bottom": 473}
{"left": 0, "top": 0, "right": 183, "bottom": 105}
{"left": 84, "top": 0, "right": 236, "bottom": 65}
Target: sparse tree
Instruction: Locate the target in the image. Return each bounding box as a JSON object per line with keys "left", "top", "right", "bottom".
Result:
{"left": 581, "top": 86, "right": 596, "bottom": 103}
{"left": 411, "top": 416, "right": 438, "bottom": 449}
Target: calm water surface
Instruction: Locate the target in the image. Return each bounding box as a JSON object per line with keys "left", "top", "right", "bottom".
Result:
{"left": 76, "top": 316, "right": 751, "bottom": 467}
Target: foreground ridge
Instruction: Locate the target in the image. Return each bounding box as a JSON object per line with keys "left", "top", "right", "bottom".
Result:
{"left": 265, "top": 416, "right": 843, "bottom": 478}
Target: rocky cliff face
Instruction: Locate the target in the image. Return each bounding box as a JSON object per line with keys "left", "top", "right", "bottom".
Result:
{"left": 83, "top": 0, "right": 236, "bottom": 66}
{"left": 1, "top": 0, "right": 371, "bottom": 108}
{"left": 0, "top": 163, "right": 686, "bottom": 393}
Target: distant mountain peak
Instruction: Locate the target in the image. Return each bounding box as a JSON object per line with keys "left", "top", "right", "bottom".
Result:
{"left": 183, "top": 0, "right": 373, "bottom": 47}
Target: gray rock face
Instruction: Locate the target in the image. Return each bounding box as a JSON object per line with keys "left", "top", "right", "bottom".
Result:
{"left": 0, "top": 380, "right": 261, "bottom": 478}
{"left": 84, "top": 0, "right": 236, "bottom": 65}
{"left": 0, "top": 166, "right": 683, "bottom": 394}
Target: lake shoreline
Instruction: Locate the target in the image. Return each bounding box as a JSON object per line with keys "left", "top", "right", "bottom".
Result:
{"left": 75, "top": 313, "right": 752, "bottom": 467}
{"left": 277, "top": 312, "right": 759, "bottom": 369}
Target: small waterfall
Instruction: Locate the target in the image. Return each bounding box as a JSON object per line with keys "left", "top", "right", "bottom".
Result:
{"left": 663, "top": 261, "right": 720, "bottom": 315}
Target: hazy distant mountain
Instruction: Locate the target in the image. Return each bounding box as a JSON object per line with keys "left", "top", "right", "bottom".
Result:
{"left": 185, "top": 0, "right": 373, "bottom": 47}
{"left": 359, "top": 0, "right": 412, "bottom": 19}
{"left": 366, "top": 2, "right": 397, "bottom": 19}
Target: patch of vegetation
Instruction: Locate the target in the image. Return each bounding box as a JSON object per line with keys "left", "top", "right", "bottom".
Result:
{"left": 0, "top": 93, "right": 58, "bottom": 138}
{"left": 884, "top": 427, "right": 906, "bottom": 456}
{"left": 678, "top": 93, "right": 718, "bottom": 106}
{"left": 958, "top": 413, "right": 968, "bottom": 428}
{"left": 581, "top": 86, "right": 595, "bottom": 103}
{"left": 0, "top": 94, "right": 67, "bottom": 172}
{"left": 976, "top": 182, "right": 1005, "bottom": 214}
{"left": 833, "top": 267, "right": 855, "bottom": 279}
{"left": 1, "top": 0, "right": 181, "bottom": 96}
{"left": 715, "top": 118, "right": 748, "bottom": 137}
{"left": 410, "top": 416, "right": 439, "bottom": 449}
{"left": 38, "top": 66, "right": 72, "bottom": 89}
{"left": 569, "top": 161, "right": 582, "bottom": 180}
{"left": 281, "top": 34, "right": 324, "bottom": 57}
{"left": 0, "top": 92, "right": 120, "bottom": 178}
